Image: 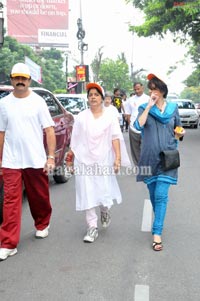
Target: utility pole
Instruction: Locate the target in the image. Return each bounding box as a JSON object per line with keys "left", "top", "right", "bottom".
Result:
{"left": 0, "top": 2, "right": 4, "bottom": 48}
{"left": 76, "top": 0, "right": 88, "bottom": 92}
{"left": 77, "top": 0, "right": 88, "bottom": 64}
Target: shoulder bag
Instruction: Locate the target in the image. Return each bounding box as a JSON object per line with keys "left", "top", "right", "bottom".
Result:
{"left": 155, "top": 120, "right": 180, "bottom": 171}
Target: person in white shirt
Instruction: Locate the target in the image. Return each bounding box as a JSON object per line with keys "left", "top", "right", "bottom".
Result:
{"left": 126, "top": 82, "right": 149, "bottom": 166}
{"left": 103, "top": 91, "right": 120, "bottom": 121}
{"left": 67, "top": 83, "right": 131, "bottom": 243}
{"left": 121, "top": 90, "right": 129, "bottom": 132}
{"left": 0, "top": 63, "right": 56, "bottom": 261}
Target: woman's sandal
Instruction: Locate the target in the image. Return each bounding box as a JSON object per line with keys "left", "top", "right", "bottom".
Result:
{"left": 152, "top": 241, "right": 163, "bottom": 251}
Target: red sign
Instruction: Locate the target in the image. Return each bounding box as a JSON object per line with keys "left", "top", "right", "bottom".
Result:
{"left": 7, "top": 0, "right": 69, "bottom": 46}
{"left": 76, "top": 65, "right": 89, "bottom": 82}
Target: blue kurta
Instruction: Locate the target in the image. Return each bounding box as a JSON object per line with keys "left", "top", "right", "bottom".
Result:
{"left": 134, "top": 102, "right": 181, "bottom": 184}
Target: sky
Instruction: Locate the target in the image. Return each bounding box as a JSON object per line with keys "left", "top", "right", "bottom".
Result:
{"left": 67, "top": 0, "right": 194, "bottom": 94}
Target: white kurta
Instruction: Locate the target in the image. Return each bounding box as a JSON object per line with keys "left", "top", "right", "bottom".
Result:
{"left": 70, "top": 107, "right": 131, "bottom": 211}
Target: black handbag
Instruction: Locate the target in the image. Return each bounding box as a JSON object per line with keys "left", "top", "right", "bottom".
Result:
{"left": 155, "top": 119, "right": 180, "bottom": 171}
{"left": 159, "top": 149, "right": 180, "bottom": 171}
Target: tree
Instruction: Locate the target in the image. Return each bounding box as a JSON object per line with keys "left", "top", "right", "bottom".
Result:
{"left": 180, "top": 86, "right": 200, "bottom": 102}
{"left": 97, "top": 53, "right": 132, "bottom": 92}
{"left": 126, "top": 0, "right": 200, "bottom": 95}
{"left": 127, "top": 0, "right": 200, "bottom": 44}
{"left": 0, "top": 36, "right": 66, "bottom": 92}
{"left": 91, "top": 46, "right": 104, "bottom": 82}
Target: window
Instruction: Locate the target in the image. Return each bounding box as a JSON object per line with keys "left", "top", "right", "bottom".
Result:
{"left": 36, "top": 91, "right": 62, "bottom": 117}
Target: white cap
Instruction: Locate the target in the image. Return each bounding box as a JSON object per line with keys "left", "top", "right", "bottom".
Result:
{"left": 10, "top": 63, "right": 31, "bottom": 79}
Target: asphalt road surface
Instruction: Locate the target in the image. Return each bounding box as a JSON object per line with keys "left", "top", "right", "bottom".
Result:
{"left": 0, "top": 127, "right": 200, "bottom": 301}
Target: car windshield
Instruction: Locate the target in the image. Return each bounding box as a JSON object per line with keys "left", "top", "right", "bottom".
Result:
{"left": 57, "top": 96, "right": 86, "bottom": 114}
{"left": 176, "top": 101, "right": 195, "bottom": 109}
{"left": 0, "top": 91, "right": 11, "bottom": 99}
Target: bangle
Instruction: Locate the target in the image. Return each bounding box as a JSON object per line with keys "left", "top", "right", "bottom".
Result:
{"left": 47, "top": 155, "right": 55, "bottom": 160}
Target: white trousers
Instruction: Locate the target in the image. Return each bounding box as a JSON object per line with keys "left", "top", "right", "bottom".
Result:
{"left": 85, "top": 206, "right": 108, "bottom": 228}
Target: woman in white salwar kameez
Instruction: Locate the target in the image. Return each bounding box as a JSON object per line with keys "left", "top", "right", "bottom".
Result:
{"left": 67, "top": 83, "right": 131, "bottom": 243}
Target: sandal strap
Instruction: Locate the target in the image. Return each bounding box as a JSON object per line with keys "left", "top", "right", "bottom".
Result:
{"left": 153, "top": 241, "right": 162, "bottom": 246}
{"left": 152, "top": 241, "right": 163, "bottom": 251}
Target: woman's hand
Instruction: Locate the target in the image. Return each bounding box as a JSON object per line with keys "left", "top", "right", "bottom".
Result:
{"left": 147, "top": 92, "right": 159, "bottom": 108}
{"left": 114, "top": 158, "right": 121, "bottom": 173}
{"left": 174, "top": 126, "right": 185, "bottom": 140}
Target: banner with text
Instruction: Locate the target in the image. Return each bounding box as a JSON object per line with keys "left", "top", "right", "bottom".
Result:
{"left": 7, "top": 0, "right": 69, "bottom": 47}
{"left": 25, "top": 56, "right": 42, "bottom": 84}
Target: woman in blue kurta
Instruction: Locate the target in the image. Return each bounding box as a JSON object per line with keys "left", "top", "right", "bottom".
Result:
{"left": 134, "top": 74, "right": 185, "bottom": 251}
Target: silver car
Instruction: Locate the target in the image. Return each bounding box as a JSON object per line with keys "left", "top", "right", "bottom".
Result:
{"left": 55, "top": 93, "right": 88, "bottom": 115}
{"left": 169, "top": 99, "right": 199, "bottom": 128}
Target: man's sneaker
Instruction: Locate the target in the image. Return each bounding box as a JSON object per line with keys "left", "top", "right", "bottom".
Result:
{"left": 83, "top": 227, "right": 98, "bottom": 243}
{"left": 101, "top": 211, "right": 111, "bottom": 228}
{"left": 0, "top": 248, "right": 17, "bottom": 261}
{"left": 35, "top": 225, "right": 49, "bottom": 239}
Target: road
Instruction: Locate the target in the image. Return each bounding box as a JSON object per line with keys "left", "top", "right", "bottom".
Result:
{"left": 0, "top": 128, "right": 200, "bottom": 301}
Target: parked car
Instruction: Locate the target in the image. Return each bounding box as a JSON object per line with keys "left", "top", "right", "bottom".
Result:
{"left": 168, "top": 98, "right": 199, "bottom": 128}
{"left": 55, "top": 93, "right": 88, "bottom": 115}
{"left": 166, "top": 93, "right": 179, "bottom": 102}
{"left": 0, "top": 85, "right": 74, "bottom": 224}
{"left": 195, "top": 103, "right": 200, "bottom": 117}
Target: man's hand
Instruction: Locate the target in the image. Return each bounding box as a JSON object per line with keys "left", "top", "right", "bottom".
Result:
{"left": 43, "top": 157, "right": 55, "bottom": 175}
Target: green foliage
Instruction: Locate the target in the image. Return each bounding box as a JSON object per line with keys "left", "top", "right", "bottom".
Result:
{"left": 90, "top": 47, "right": 104, "bottom": 83}
{"left": 180, "top": 86, "right": 200, "bottom": 101}
{"left": 128, "top": 0, "right": 200, "bottom": 44}
{"left": 183, "top": 67, "right": 200, "bottom": 87}
{"left": 0, "top": 36, "right": 66, "bottom": 91}
{"left": 126, "top": 0, "right": 200, "bottom": 94}
{"left": 98, "top": 54, "right": 133, "bottom": 92}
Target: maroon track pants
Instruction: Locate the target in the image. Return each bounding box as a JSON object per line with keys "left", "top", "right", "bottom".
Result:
{"left": 0, "top": 168, "right": 52, "bottom": 248}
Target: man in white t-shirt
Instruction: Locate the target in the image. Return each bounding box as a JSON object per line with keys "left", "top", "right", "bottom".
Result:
{"left": 0, "top": 63, "right": 56, "bottom": 261}
{"left": 126, "top": 82, "right": 149, "bottom": 166}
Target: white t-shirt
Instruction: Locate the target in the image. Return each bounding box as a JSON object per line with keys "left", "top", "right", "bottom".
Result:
{"left": 122, "top": 99, "right": 129, "bottom": 114}
{"left": 125, "top": 93, "right": 149, "bottom": 133}
{"left": 0, "top": 91, "right": 55, "bottom": 168}
{"left": 104, "top": 105, "right": 120, "bottom": 119}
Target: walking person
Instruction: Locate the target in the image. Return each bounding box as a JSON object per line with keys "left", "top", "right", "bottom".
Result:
{"left": 103, "top": 91, "right": 120, "bottom": 121}
{"left": 121, "top": 90, "right": 129, "bottom": 132}
{"left": 67, "top": 83, "right": 130, "bottom": 243}
{"left": 134, "top": 73, "right": 185, "bottom": 251}
{"left": 0, "top": 63, "right": 56, "bottom": 261}
{"left": 112, "top": 88, "right": 125, "bottom": 132}
{"left": 126, "top": 82, "right": 149, "bottom": 166}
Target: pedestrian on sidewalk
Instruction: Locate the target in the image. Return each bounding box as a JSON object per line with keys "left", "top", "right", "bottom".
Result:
{"left": 0, "top": 63, "right": 56, "bottom": 261}
{"left": 66, "top": 83, "right": 131, "bottom": 243}
{"left": 134, "top": 73, "right": 185, "bottom": 251}
{"left": 126, "top": 82, "right": 149, "bottom": 166}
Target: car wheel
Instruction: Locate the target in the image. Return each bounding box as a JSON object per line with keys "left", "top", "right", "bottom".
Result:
{"left": 0, "top": 184, "right": 3, "bottom": 225}
{"left": 194, "top": 123, "right": 198, "bottom": 129}
{"left": 53, "top": 151, "right": 72, "bottom": 184}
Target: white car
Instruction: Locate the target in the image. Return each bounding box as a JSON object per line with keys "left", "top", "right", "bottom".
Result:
{"left": 169, "top": 99, "right": 199, "bottom": 128}
{"left": 55, "top": 93, "right": 88, "bottom": 115}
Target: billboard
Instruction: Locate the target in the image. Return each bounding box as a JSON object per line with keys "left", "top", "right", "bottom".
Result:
{"left": 7, "top": 0, "right": 69, "bottom": 47}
